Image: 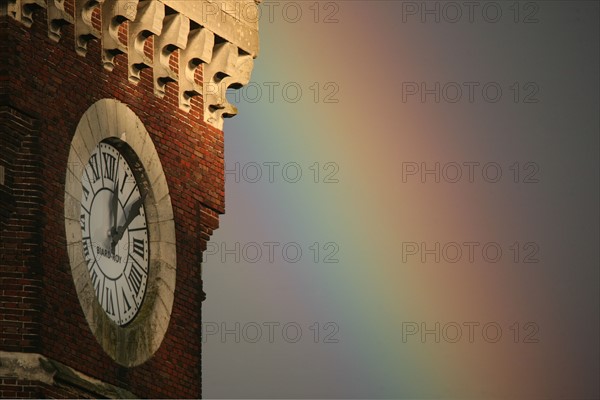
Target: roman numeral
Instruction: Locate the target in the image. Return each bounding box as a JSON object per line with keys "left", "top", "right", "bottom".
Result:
{"left": 80, "top": 214, "right": 86, "bottom": 230}
{"left": 83, "top": 239, "right": 91, "bottom": 262}
{"left": 82, "top": 183, "right": 90, "bottom": 201}
{"left": 127, "top": 260, "right": 144, "bottom": 295}
{"left": 91, "top": 266, "right": 100, "bottom": 298}
{"left": 103, "top": 153, "right": 117, "bottom": 181}
{"left": 123, "top": 184, "right": 138, "bottom": 211}
{"left": 132, "top": 238, "right": 145, "bottom": 257}
{"left": 121, "top": 286, "right": 132, "bottom": 313}
{"left": 88, "top": 154, "right": 100, "bottom": 183}
{"left": 104, "top": 285, "right": 116, "bottom": 317}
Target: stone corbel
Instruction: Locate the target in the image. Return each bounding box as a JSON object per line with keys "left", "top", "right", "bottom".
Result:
{"left": 204, "top": 42, "right": 253, "bottom": 130}
{"left": 75, "top": 0, "right": 103, "bottom": 56}
{"left": 4, "top": 0, "right": 18, "bottom": 20}
{"left": 101, "top": 0, "right": 138, "bottom": 71}
{"left": 203, "top": 41, "right": 238, "bottom": 129}
{"left": 213, "top": 53, "right": 253, "bottom": 123}
{"left": 127, "top": 0, "right": 164, "bottom": 83}
{"left": 178, "top": 26, "right": 214, "bottom": 112}
{"left": 47, "top": 0, "right": 74, "bottom": 42}
{"left": 153, "top": 12, "right": 189, "bottom": 98}
{"left": 8, "top": 0, "right": 46, "bottom": 27}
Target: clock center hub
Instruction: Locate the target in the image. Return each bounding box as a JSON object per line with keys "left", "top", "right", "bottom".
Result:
{"left": 89, "top": 188, "right": 126, "bottom": 280}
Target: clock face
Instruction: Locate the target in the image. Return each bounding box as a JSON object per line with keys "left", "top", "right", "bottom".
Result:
{"left": 66, "top": 100, "right": 177, "bottom": 365}
{"left": 80, "top": 140, "right": 149, "bottom": 326}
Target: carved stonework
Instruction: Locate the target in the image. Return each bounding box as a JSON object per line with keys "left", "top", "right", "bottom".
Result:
{"left": 100, "top": 0, "right": 137, "bottom": 70}
{"left": 153, "top": 12, "right": 189, "bottom": 97}
{"left": 8, "top": 0, "right": 47, "bottom": 27}
{"left": 47, "top": 0, "right": 73, "bottom": 41}
{"left": 127, "top": 0, "right": 164, "bottom": 82}
{"left": 5, "top": 0, "right": 260, "bottom": 129}
{"left": 74, "top": 0, "right": 101, "bottom": 56}
{"left": 204, "top": 42, "right": 253, "bottom": 130}
{"left": 179, "top": 26, "right": 214, "bottom": 112}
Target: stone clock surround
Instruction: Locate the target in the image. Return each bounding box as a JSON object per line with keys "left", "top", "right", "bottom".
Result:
{"left": 64, "top": 99, "right": 176, "bottom": 367}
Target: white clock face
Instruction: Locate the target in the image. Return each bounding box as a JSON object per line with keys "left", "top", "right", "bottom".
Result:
{"left": 80, "top": 140, "right": 149, "bottom": 326}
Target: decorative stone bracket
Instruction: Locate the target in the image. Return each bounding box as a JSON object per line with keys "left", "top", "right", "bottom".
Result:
{"left": 4, "top": 0, "right": 260, "bottom": 129}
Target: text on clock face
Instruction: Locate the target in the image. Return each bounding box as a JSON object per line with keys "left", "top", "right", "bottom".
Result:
{"left": 79, "top": 140, "right": 150, "bottom": 326}
{"left": 96, "top": 246, "right": 123, "bottom": 263}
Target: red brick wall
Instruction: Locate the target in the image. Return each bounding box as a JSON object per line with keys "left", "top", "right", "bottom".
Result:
{"left": 1, "top": 7, "right": 224, "bottom": 398}
{"left": 0, "top": 104, "right": 43, "bottom": 355}
{"left": 0, "top": 379, "right": 41, "bottom": 398}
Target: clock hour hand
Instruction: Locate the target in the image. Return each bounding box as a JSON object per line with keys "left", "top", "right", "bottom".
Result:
{"left": 111, "top": 194, "right": 145, "bottom": 248}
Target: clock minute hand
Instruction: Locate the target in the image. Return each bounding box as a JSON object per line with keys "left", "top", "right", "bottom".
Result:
{"left": 111, "top": 194, "right": 145, "bottom": 247}
{"left": 110, "top": 180, "right": 122, "bottom": 253}
{"left": 111, "top": 180, "right": 119, "bottom": 236}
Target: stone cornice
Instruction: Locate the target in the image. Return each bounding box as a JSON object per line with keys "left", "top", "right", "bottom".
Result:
{"left": 3, "top": 0, "right": 260, "bottom": 130}
{"left": 0, "top": 351, "right": 138, "bottom": 398}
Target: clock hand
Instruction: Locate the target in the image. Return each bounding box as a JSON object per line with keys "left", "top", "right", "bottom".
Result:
{"left": 111, "top": 180, "right": 119, "bottom": 238}
{"left": 111, "top": 193, "right": 146, "bottom": 248}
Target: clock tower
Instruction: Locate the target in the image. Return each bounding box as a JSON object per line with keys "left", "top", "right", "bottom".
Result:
{"left": 0, "top": 0, "right": 259, "bottom": 397}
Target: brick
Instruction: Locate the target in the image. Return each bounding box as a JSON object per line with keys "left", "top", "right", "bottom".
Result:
{"left": 1, "top": 10, "right": 222, "bottom": 397}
